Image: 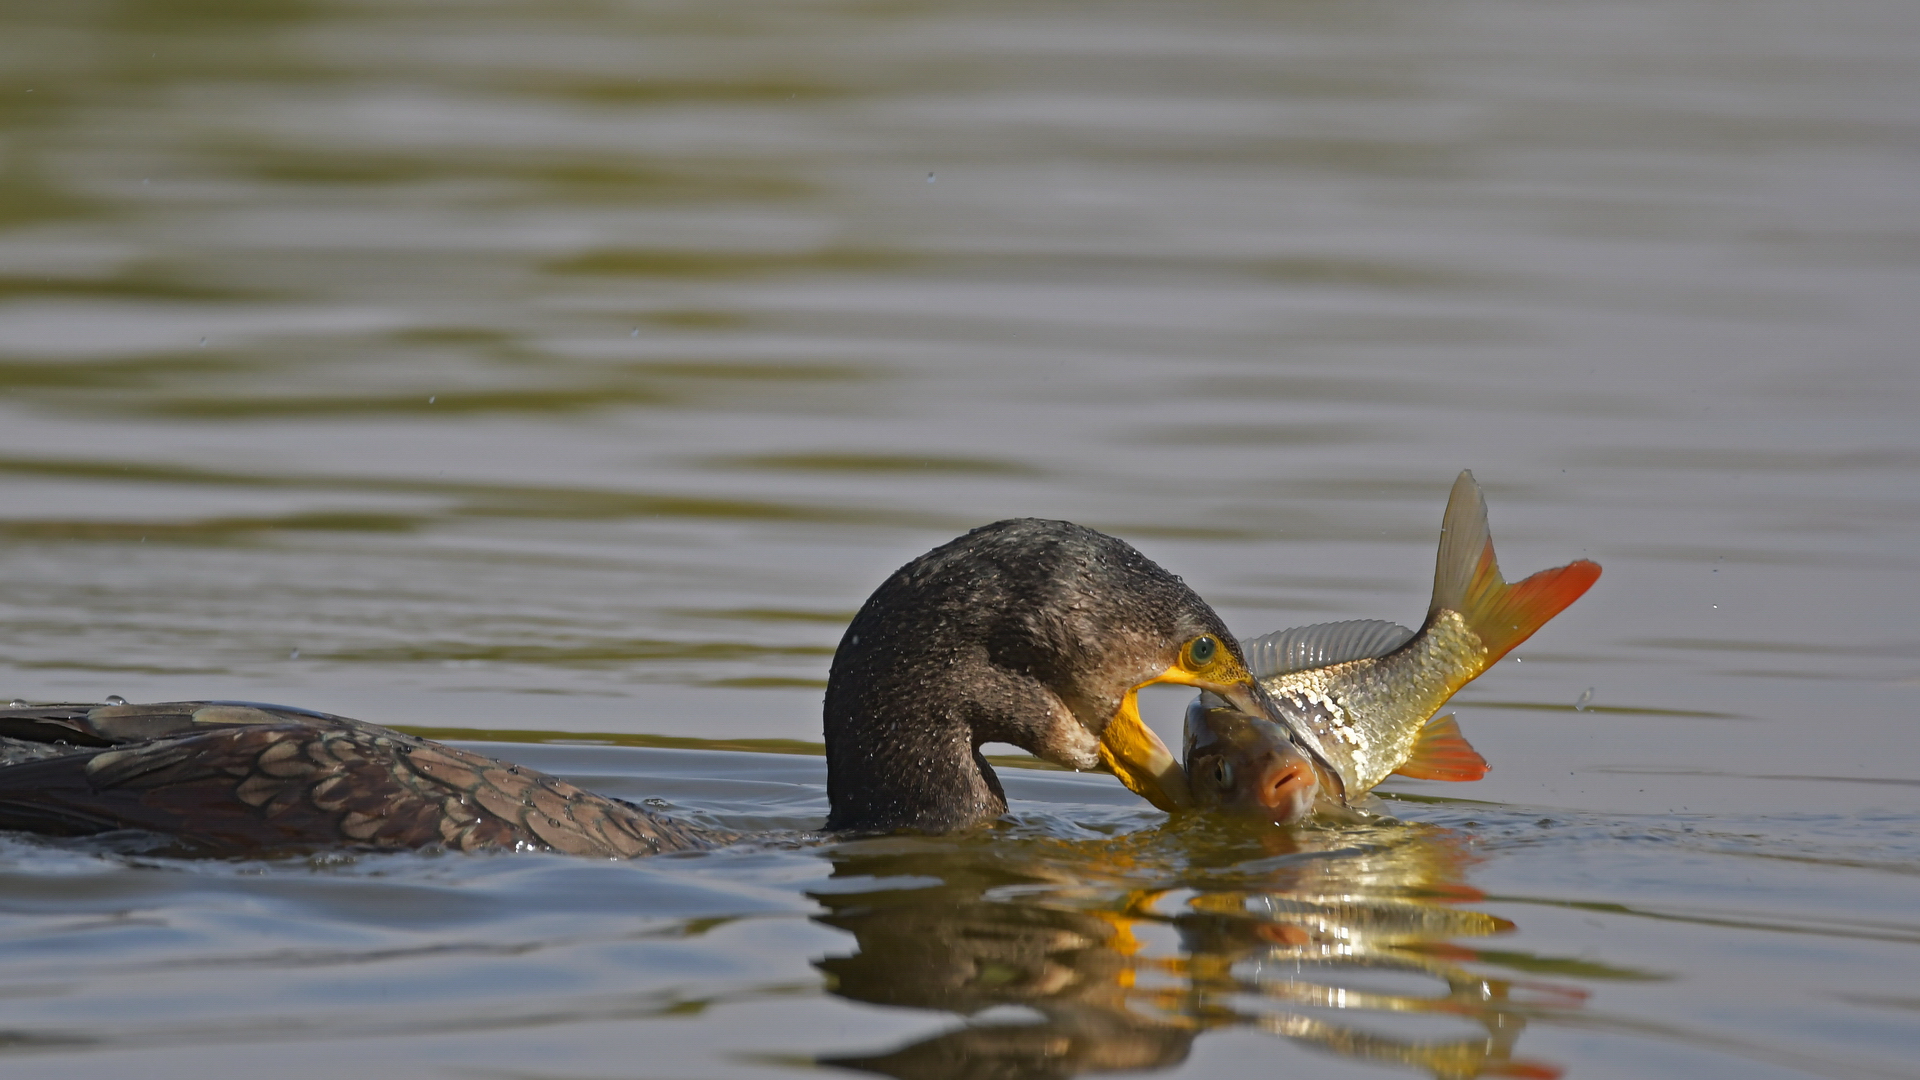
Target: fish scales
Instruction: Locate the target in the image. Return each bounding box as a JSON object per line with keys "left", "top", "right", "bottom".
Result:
{"left": 1264, "top": 610, "right": 1486, "bottom": 795}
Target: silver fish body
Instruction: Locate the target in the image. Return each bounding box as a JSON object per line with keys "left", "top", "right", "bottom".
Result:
{"left": 1197, "top": 471, "right": 1601, "bottom": 805}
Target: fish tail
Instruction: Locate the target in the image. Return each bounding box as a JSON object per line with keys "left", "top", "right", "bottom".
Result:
{"left": 1430, "top": 471, "right": 1601, "bottom": 664}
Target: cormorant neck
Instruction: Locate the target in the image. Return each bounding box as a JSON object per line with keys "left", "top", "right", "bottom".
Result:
{"left": 823, "top": 698, "right": 1007, "bottom": 834}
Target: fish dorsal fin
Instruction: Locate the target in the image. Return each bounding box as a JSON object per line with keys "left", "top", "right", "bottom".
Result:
{"left": 1239, "top": 619, "right": 1417, "bottom": 679}
{"left": 1392, "top": 714, "right": 1488, "bottom": 781}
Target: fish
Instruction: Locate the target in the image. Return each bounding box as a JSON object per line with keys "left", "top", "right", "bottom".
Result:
{"left": 1191, "top": 470, "right": 1601, "bottom": 810}
{"left": 1183, "top": 702, "right": 1322, "bottom": 824}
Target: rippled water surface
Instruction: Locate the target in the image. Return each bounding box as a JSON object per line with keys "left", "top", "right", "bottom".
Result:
{"left": 2, "top": 0, "right": 1918, "bottom": 1077}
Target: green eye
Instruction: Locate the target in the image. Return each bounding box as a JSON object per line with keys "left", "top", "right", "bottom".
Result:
{"left": 1187, "top": 635, "right": 1219, "bottom": 667}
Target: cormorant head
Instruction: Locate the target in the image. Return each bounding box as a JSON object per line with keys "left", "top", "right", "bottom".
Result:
{"left": 823, "top": 518, "right": 1287, "bottom": 832}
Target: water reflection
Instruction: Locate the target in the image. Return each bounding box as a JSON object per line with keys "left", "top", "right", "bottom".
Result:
{"left": 810, "top": 822, "right": 1571, "bottom": 1080}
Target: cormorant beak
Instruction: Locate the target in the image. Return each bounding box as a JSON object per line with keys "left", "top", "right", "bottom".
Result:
{"left": 1097, "top": 686, "right": 1192, "bottom": 812}
{"left": 1099, "top": 660, "right": 1295, "bottom": 813}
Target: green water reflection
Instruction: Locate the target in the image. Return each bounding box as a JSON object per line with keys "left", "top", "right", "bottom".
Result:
{"left": 812, "top": 822, "right": 1578, "bottom": 1080}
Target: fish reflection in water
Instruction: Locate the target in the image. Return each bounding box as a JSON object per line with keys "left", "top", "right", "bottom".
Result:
{"left": 810, "top": 821, "right": 1571, "bottom": 1080}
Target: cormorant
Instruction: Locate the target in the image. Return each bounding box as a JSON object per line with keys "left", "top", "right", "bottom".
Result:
{"left": 0, "top": 519, "right": 1294, "bottom": 855}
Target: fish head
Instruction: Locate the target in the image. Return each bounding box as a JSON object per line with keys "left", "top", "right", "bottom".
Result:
{"left": 1183, "top": 697, "right": 1326, "bottom": 825}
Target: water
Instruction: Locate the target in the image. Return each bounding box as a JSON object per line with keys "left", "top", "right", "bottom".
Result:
{"left": 1, "top": 0, "right": 1917, "bottom": 1076}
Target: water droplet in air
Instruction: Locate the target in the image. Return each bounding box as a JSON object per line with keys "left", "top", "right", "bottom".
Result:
{"left": 198, "top": 337, "right": 206, "bottom": 347}
{"left": 1575, "top": 688, "right": 1593, "bottom": 712}
{"left": 630, "top": 328, "right": 639, "bottom": 337}
{"left": 926, "top": 172, "right": 935, "bottom": 183}
{"left": 105, "top": 694, "right": 127, "bottom": 705}
{"left": 289, "top": 649, "right": 301, "bottom": 659}
{"left": 427, "top": 396, "right": 436, "bottom": 404}
{"left": 8, "top": 700, "right": 26, "bottom": 708}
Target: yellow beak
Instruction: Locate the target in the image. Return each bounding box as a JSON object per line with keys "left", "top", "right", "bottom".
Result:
{"left": 1097, "top": 687, "right": 1192, "bottom": 812}
{"left": 1097, "top": 661, "right": 1279, "bottom": 813}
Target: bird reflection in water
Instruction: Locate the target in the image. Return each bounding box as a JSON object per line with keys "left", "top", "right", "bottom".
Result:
{"left": 810, "top": 819, "right": 1577, "bottom": 1080}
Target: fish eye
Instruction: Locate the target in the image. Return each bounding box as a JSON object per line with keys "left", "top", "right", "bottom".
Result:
{"left": 1213, "top": 759, "right": 1233, "bottom": 787}
{"left": 1185, "top": 635, "right": 1219, "bottom": 669}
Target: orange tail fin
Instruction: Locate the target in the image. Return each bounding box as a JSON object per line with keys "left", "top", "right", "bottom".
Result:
{"left": 1430, "top": 471, "right": 1601, "bottom": 663}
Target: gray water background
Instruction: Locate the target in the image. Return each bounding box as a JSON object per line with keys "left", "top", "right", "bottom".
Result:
{"left": 0, "top": 0, "right": 1916, "bottom": 1077}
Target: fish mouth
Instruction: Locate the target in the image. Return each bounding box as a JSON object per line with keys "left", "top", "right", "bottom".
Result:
{"left": 1100, "top": 664, "right": 1344, "bottom": 812}
{"left": 1185, "top": 701, "right": 1329, "bottom": 825}
{"left": 1251, "top": 749, "right": 1320, "bottom": 824}
{"left": 1229, "top": 681, "right": 1348, "bottom": 805}
{"left": 1188, "top": 679, "right": 1350, "bottom": 808}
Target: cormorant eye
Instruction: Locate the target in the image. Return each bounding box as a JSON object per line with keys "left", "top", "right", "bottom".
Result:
{"left": 1185, "top": 635, "right": 1219, "bottom": 669}
{"left": 1213, "top": 759, "right": 1233, "bottom": 786}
